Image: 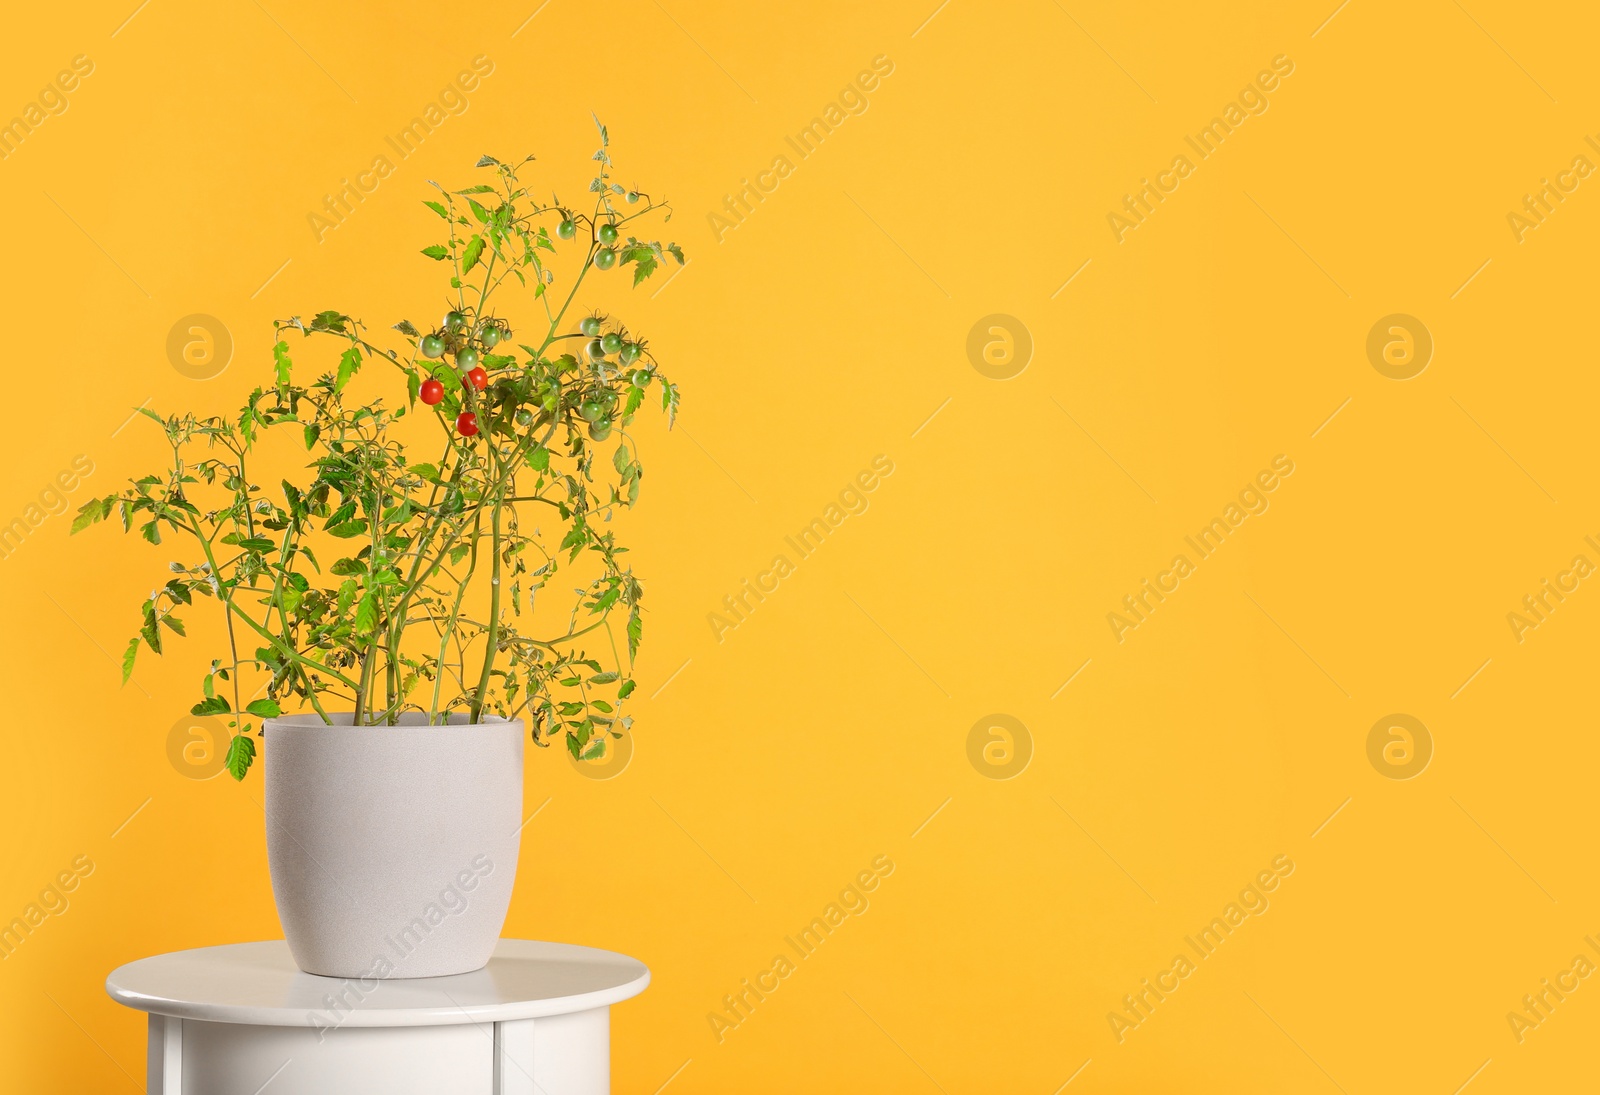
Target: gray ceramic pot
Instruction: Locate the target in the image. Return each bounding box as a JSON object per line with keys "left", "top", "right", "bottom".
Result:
{"left": 263, "top": 713, "right": 523, "bottom": 978}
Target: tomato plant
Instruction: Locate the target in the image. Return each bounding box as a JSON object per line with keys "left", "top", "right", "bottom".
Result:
{"left": 73, "top": 122, "right": 685, "bottom": 779}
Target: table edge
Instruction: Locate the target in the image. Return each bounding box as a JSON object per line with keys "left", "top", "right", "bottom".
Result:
{"left": 104, "top": 940, "right": 651, "bottom": 1028}
{"left": 106, "top": 970, "right": 651, "bottom": 1027}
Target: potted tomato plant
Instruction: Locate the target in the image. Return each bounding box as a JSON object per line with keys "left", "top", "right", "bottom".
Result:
{"left": 74, "top": 126, "right": 683, "bottom": 978}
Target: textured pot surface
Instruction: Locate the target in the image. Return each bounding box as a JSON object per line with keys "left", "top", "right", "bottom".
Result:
{"left": 264, "top": 714, "right": 523, "bottom": 979}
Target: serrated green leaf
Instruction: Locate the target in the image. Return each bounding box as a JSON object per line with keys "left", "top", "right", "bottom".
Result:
{"left": 273, "top": 341, "right": 292, "bottom": 389}
{"left": 354, "top": 589, "right": 377, "bottom": 635}
{"left": 225, "top": 735, "right": 256, "bottom": 780}
{"left": 336, "top": 346, "right": 362, "bottom": 392}
{"left": 120, "top": 637, "right": 138, "bottom": 685}
{"left": 192, "top": 696, "right": 230, "bottom": 716}
{"left": 327, "top": 519, "right": 369, "bottom": 539}
{"left": 70, "top": 496, "right": 106, "bottom": 534}
{"left": 462, "top": 234, "right": 486, "bottom": 274}
{"left": 423, "top": 200, "right": 449, "bottom": 219}
{"left": 245, "top": 699, "right": 281, "bottom": 718}
{"left": 421, "top": 244, "right": 449, "bottom": 260}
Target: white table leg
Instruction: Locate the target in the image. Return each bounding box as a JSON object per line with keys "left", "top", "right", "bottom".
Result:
{"left": 148, "top": 1014, "right": 181, "bottom": 1094}
{"left": 494, "top": 1007, "right": 609, "bottom": 1095}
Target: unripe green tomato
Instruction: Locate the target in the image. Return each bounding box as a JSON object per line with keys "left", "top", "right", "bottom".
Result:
{"left": 515, "top": 407, "right": 534, "bottom": 427}
{"left": 586, "top": 338, "right": 606, "bottom": 361}
{"left": 589, "top": 419, "right": 613, "bottom": 441}
{"left": 420, "top": 335, "right": 445, "bottom": 359}
{"left": 601, "top": 332, "right": 623, "bottom": 355}
{"left": 631, "top": 369, "right": 651, "bottom": 387}
{"left": 558, "top": 220, "right": 577, "bottom": 240}
{"left": 626, "top": 191, "right": 640, "bottom": 204}
{"left": 481, "top": 326, "right": 501, "bottom": 349}
{"left": 456, "top": 347, "right": 479, "bottom": 371}
{"left": 445, "top": 311, "right": 467, "bottom": 332}
{"left": 618, "top": 342, "right": 640, "bottom": 365}
{"left": 580, "top": 316, "right": 602, "bottom": 337}
{"left": 595, "top": 247, "right": 617, "bottom": 270}
{"left": 579, "top": 399, "right": 604, "bottom": 423}
{"left": 598, "top": 223, "right": 619, "bottom": 245}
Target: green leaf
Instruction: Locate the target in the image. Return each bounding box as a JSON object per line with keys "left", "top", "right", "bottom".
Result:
{"left": 120, "top": 637, "right": 138, "bottom": 685}
{"left": 565, "top": 732, "right": 582, "bottom": 759}
{"left": 423, "top": 200, "right": 449, "bottom": 219}
{"left": 589, "top": 671, "right": 620, "bottom": 684}
{"left": 160, "top": 615, "right": 186, "bottom": 637}
{"left": 560, "top": 526, "right": 586, "bottom": 559}
{"left": 191, "top": 696, "right": 230, "bottom": 716}
{"left": 303, "top": 423, "right": 320, "bottom": 450}
{"left": 225, "top": 735, "right": 256, "bottom": 781}
{"left": 70, "top": 496, "right": 107, "bottom": 534}
{"left": 627, "top": 606, "right": 642, "bottom": 659}
{"left": 331, "top": 557, "right": 365, "bottom": 576}
{"left": 618, "top": 678, "right": 636, "bottom": 699}
{"left": 627, "top": 248, "right": 657, "bottom": 286}
{"left": 529, "top": 446, "right": 550, "bottom": 471}
{"left": 336, "top": 346, "right": 362, "bottom": 392}
{"left": 237, "top": 537, "right": 276, "bottom": 552}
{"left": 245, "top": 699, "right": 282, "bottom": 718}
{"left": 327, "top": 519, "right": 369, "bottom": 539}
{"left": 612, "top": 445, "right": 631, "bottom": 475}
{"left": 462, "top": 235, "right": 486, "bottom": 274}
{"left": 466, "top": 199, "right": 492, "bottom": 224}
{"left": 393, "top": 319, "right": 421, "bottom": 337}
{"left": 421, "top": 244, "right": 449, "bottom": 260}
{"left": 353, "top": 589, "right": 377, "bottom": 635}
{"left": 580, "top": 739, "right": 607, "bottom": 760}
{"left": 273, "top": 341, "right": 292, "bottom": 389}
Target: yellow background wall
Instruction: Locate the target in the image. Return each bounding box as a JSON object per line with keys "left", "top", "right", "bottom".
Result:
{"left": 2, "top": 1, "right": 1597, "bottom": 1091}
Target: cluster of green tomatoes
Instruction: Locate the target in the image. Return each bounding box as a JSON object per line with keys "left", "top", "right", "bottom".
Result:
{"left": 557, "top": 199, "right": 636, "bottom": 269}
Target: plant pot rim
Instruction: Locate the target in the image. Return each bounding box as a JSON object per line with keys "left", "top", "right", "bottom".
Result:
{"left": 265, "top": 713, "right": 524, "bottom": 731}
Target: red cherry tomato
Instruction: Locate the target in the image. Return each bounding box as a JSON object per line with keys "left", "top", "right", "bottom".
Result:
{"left": 466, "top": 366, "right": 488, "bottom": 391}
{"left": 456, "top": 411, "right": 478, "bottom": 437}
{"left": 420, "top": 378, "right": 444, "bottom": 405}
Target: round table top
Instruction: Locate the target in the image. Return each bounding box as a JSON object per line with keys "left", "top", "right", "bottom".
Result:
{"left": 106, "top": 940, "right": 650, "bottom": 1028}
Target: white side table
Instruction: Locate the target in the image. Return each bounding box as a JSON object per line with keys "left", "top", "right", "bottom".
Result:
{"left": 106, "top": 940, "right": 649, "bottom": 1095}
